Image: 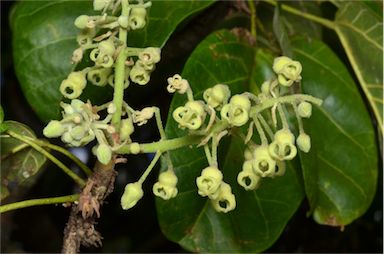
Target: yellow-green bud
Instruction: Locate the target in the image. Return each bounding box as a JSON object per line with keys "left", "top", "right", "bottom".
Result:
{"left": 130, "top": 142, "right": 141, "bottom": 154}
{"left": 129, "top": 7, "right": 147, "bottom": 30}
{"left": 93, "top": 0, "right": 110, "bottom": 11}
{"left": 211, "top": 182, "right": 236, "bottom": 213}
{"left": 74, "top": 15, "right": 89, "bottom": 29}
{"left": 297, "top": 133, "right": 311, "bottom": 153}
{"left": 43, "top": 120, "right": 65, "bottom": 138}
{"left": 130, "top": 64, "right": 150, "bottom": 85}
{"left": 153, "top": 170, "right": 178, "bottom": 200}
{"left": 121, "top": 182, "right": 144, "bottom": 210}
{"left": 252, "top": 146, "right": 277, "bottom": 177}
{"left": 237, "top": 160, "right": 261, "bottom": 190}
{"left": 203, "top": 84, "right": 231, "bottom": 109}
{"left": 96, "top": 143, "right": 112, "bottom": 165}
{"left": 120, "top": 118, "right": 134, "bottom": 141}
{"left": 298, "top": 101, "right": 312, "bottom": 118}
{"left": 196, "top": 166, "right": 223, "bottom": 199}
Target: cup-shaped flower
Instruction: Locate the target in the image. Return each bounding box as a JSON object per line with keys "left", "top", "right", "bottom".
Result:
{"left": 60, "top": 72, "right": 87, "bottom": 99}
{"left": 273, "top": 56, "right": 302, "bottom": 87}
{"left": 98, "top": 40, "right": 115, "bottom": 56}
{"left": 129, "top": 7, "right": 147, "bottom": 30}
{"left": 153, "top": 170, "right": 178, "bottom": 200}
{"left": 252, "top": 146, "right": 276, "bottom": 177}
{"left": 121, "top": 182, "right": 144, "bottom": 210}
{"left": 139, "top": 47, "right": 161, "bottom": 66}
{"left": 220, "top": 95, "right": 251, "bottom": 126}
{"left": 298, "top": 101, "right": 312, "bottom": 118}
{"left": 43, "top": 120, "right": 65, "bottom": 138}
{"left": 95, "top": 143, "right": 112, "bottom": 165}
{"left": 173, "top": 101, "right": 206, "bottom": 130}
{"left": 203, "top": 84, "right": 231, "bottom": 109}
{"left": 211, "top": 183, "right": 236, "bottom": 213}
{"left": 167, "top": 74, "right": 189, "bottom": 94}
{"left": 237, "top": 160, "right": 261, "bottom": 190}
{"left": 268, "top": 129, "right": 297, "bottom": 160}
{"left": 196, "top": 166, "right": 223, "bottom": 199}
{"left": 296, "top": 133, "right": 311, "bottom": 153}
{"left": 87, "top": 68, "right": 112, "bottom": 87}
{"left": 130, "top": 64, "right": 150, "bottom": 85}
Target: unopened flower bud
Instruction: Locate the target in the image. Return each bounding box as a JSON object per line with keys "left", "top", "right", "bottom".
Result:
{"left": 297, "top": 133, "right": 311, "bottom": 153}
{"left": 43, "top": 120, "right": 65, "bottom": 138}
{"left": 121, "top": 182, "right": 143, "bottom": 210}
{"left": 298, "top": 101, "right": 312, "bottom": 118}
{"left": 96, "top": 143, "right": 112, "bottom": 165}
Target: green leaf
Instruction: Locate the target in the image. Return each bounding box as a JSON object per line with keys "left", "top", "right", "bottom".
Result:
{"left": 1, "top": 121, "right": 47, "bottom": 200}
{"left": 11, "top": 0, "right": 214, "bottom": 122}
{"left": 291, "top": 37, "right": 378, "bottom": 226}
{"left": 334, "top": 2, "right": 383, "bottom": 133}
{"left": 0, "top": 105, "right": 7, "bottom": 133}
{"left": 158, "top": 30, "right": 304, "bottom": 252}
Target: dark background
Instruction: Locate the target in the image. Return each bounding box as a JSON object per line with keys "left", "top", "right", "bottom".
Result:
{"left": 1, "top": 1, "right": 382, "bottom": 253}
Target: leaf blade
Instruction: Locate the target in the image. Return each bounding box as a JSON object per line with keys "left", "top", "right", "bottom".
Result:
{"left": 292, "top": 37, "right": 378, "bottom": 226}
{"left": 334, "top": 2, "right": 383, "bottom": 132}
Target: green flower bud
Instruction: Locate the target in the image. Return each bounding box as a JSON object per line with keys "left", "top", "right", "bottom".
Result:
{"left": 139, "top": 47, "right": 161, "bottom": 66}
{"left": 118, "top": 15, "right": 129, "bottom": 28}
{"left": 129, "top": 7, "right": 147, "bottom": 30}
{"left": 98, "top": 40, "right": 115, "bottom": 56}
{"left": 230, "top": 94, "right": 251, "bottom": 111}
{"left": 173, "top": 101, "right": 206, "bottom": 130}
{"left": 74, "top": 15, "right": 90, "bottom": 29}
{"left": 298, "top": 101, "right": 312, "bottom": 118}
{"left": 153, "top": 170, "right": 178, "bottom": 200}
{"left": 203, "top": 84, "right": 231, "bottom": 109}
{"left": 211, "top": 183, "right": 236, "bottom": 213}
{"left": 96, "top": 143, "right": 112, "bottom": 165}
{"left": 273, "top": 56, "right": 302, "bottom": 87}
{"left": 43, "top": 120, "right": 65, "bottom": 138}
{"left": 297, "top": 133, "right": 311, "bottom": 153}
{"left": 196, "top": 166, "right": 223, "bottom": 199}
{"left": 237, "top": 160, "right": 261, "bottom": 190}
{"left": 93, "top": 0, "right": 110, "bottom": 11}
{"left": 121, "top": 182, "right": 144, "bottom": 210}
{"left": 261, "top": 80, "right": 271, "bottom": 95}
{"left": 220, "top": 94, "right": 251, "bottom": 126}
{"left": 268, "top": 129, "right": 297, "bottom": 161}
{"left": 69, "top": 125, "right": 87, "bottom": 140}
{"left": 130, "top": 142, "right": 141, "bottom": 154}
{"left": 61, "top": 132, "right": 73, "bottom": 144}
{"left": 252, "top": 146, "right": 277, "bottom": 177}
{"left": 244, "top": 147, "right": 253, "bottom": 161}
{"left": 130, "top": 64, "right": 150, "bottom": 85}
{"left": 87, "top": 68, "right": 111, "bottom": 86}
{"left": 120, "top": 118, "right": 134, "bottom": 141}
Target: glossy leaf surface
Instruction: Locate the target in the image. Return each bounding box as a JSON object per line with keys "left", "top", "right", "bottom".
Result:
{"left": 292, "top": 37, "right": 378, "bottom": 226}
{"left": 334, "top": 2, "right": 383, "bottom": 131}
{"left": 11, "top": 0, "right": 214, "bottom": 122}
{"left": 158, "top": 30, "right": 304, "bottom": 252}
{"left": 1, "top": 121, "right": 47, "bottom": 201}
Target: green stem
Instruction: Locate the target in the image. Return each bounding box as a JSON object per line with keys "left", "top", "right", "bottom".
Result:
{"left": 248, "top": 0, "right": 257, "bottom": 39}
{"left": 1, "top": 142, "right": 29, "bottom": 160}
{"left": 116, "top": 135, "right": 203, "bottom": 154}
{"left": 258, "top": 115, "right": 274, "bottom": 140}
{"left": 291, "top": 102, "right": 305, "bottom": 133}
{"left": 111, "top": 0, "right": 130, "bottom": 128}
{"left": 250, "top": 94, "right": 322, "bottom": 117}
{"left": 138, "top": 151, "right": 162, "bottom": 184}
{"left": 263, "top": 0, "right": 335, "bottom": 30}
{"left": 154, "top": 107, "right": 173, "bottom": 170}
{"left": 0, "top": 194, "right": 79, "bottom": 213}
{"left": 7, "top": 131, "right": 86, "bottom": 187}
{"left": 253, "top": 116, "right": 268, "bottom": 145}
{"left": 204, "top": 144, "right": 213, "bottom": 165}
{"left": 28, "top": 138, "right": 92, "bottom": 176}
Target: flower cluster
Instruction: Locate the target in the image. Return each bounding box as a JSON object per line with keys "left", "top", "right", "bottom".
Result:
{"left": 44, "top": 0, "right": 160, "bottom": 168}
{"left": 160, "top": 56, "right": 321, "bottom": 213}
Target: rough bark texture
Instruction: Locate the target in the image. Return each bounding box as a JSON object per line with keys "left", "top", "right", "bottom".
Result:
{"left": 62, "top": 160, "right": 117, "bottom": 254}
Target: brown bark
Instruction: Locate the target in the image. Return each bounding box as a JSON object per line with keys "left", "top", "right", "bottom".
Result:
{"left": 61, "top": 160, "right": 117, "bottom": 254}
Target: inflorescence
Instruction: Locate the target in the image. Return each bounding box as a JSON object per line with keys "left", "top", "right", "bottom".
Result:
{"left": 43, "top": 0, "right": 322, "bottom": 214}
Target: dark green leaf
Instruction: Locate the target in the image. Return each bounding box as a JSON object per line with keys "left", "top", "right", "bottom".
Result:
{"left": 158, "top": 30, "right": 304, "bottom": 252}
{"left": 1, "top": 121, "right": 47, "bottom": 201}
{"left": 0, "top": 105, "right": 7, "bottom": 133}
{"left": 11, "top": 0, "right": 214, "bottom": 122}
{"left": 334, "top": 2, "right": 383, "bottom": 132}
{"left": 292, "top": 37, "right": 378, "bottom": 226}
